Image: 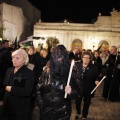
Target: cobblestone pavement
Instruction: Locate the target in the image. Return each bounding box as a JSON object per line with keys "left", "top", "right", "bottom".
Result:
{"left": 1, "top": 82, "right": 120, "bottom": 120}
{"left": 70, "top": 82, "right": 120, "bottom": 120}
{"left": 32, "top": 82, "right": 120, "bottom": 120}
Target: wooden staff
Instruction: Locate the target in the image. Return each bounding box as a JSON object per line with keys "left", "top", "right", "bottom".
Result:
{"left": 64, "top": 60, "right": 74, "bottom": 98}
{"left": 91, "top": 76, "right": 106, "bottom": 94}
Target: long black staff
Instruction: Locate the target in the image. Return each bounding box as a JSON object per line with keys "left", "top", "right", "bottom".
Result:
{"left": 107, "top": 49, "right": 119, "bottom": 101}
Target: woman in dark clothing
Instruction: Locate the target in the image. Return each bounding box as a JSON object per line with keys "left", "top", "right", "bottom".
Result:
{"left": 92, "top": 50, "right": 102, "bottom": 97}
{"left": 75, "top": 51, "right": 99, "bottom": 120}
{"left": 36, "top": 49, "right": 49, "bottom": 79}
{"left": 36, "top": 45, "right": 81, "bottom": 120}
{"left": 27, "top": 46, "right": 38, "bottom": 81}
{"left": 27, "top": 46, "right": 38, "bottom": 109}
{"left": 92, "top": 50, "right": 102, "bottom": 77}
{"left": 28, "top": 47, "right": 37, "bottom": 65}
{"left": 2, "top": 49, "right": 35, "bottom": 120}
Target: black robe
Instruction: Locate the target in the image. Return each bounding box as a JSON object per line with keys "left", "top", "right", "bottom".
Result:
{"left": 102, "top": 54, "right": 120, "bottom": 101}
{"left": 2, "top": 65, "right": 34, "bottom": 120}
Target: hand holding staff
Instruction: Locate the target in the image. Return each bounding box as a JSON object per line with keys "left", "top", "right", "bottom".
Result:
{"left": 64, "top": 60, "right": 74, "bottom": 98}
{"left": 91, "top": 76, "right": 106, "bottom": 94}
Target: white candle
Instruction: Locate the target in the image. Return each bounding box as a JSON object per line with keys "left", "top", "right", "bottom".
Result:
{"left": 91, "top": 76, "right": 106, "bottom": 94}
{"left": 64, "top": 60, "right": 74, "bottom": 98}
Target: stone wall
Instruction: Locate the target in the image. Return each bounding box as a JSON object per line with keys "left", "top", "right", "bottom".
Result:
{"left": 2, "top": 0, "right": 41, "bottom": 25}
{"left": 0, "top": 2, "right": 27, "bottom": 41}
{"left": 0, "top": 0, "right": 41, "bottom": 41}
{"left": 8, "top": 0, "right": 41, "bottom": 25}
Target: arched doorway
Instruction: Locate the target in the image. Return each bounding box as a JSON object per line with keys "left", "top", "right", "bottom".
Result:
{"left": 98, "top": 40, "right": 109, "bottom": 52}
{"left": 72, "top": 39, "right": 82, "bottom": 51}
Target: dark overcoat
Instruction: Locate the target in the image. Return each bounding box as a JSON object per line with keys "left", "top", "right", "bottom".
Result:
{"left": 102, "top": 54, "right": 120, "bottom": 101}
{"left": 2, "top": 65, "right": 34, "bottom": 120}
{"left": 75, "top": 62, "right": 99, "bottom": 93}
{"left": 36, "top": 67, "right": 81, "bottom": 120}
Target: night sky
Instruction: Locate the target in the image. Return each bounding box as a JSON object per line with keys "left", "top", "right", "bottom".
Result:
{"left": 28, "top": 0, "right": 120, "bottom": 23}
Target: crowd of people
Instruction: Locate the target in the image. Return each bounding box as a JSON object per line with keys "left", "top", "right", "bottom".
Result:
{"left": 0, "top": 39, "right": 120, "bottom": 120}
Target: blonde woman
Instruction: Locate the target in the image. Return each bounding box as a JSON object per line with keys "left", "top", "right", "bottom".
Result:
{"left": 2, "top": 49, "right": 35, "bottom": 120}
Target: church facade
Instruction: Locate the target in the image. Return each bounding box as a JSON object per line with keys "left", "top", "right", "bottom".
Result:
{"left": 33, "top": 9, "right": 120, "bottom": 51}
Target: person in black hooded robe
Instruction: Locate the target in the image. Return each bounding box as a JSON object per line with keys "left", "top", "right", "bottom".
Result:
{"left": 36, "top": 44, "right": 81, "bottom": 120}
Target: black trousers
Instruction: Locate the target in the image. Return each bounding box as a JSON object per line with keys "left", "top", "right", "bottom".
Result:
{"left": 75, "top": 92, "right": 91, "bottom": 118}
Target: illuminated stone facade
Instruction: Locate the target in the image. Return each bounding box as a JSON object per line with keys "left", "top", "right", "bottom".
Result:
{"left": 33, "top": 10, "right": 120, "bottom": 51}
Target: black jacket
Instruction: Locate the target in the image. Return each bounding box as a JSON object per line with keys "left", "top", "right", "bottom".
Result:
{"left": 36, "top": 55, "right": 49, "bottom": 79}
{"left": 0, "top": 47, "right": 13, "bottom": 100}
{"left": 36, "top": 66, "right": 81, "bottom": 120}
{"left": 92, "top": 56, "right": 102, "bottom": 76}
{"left": 75, "top": 62, "right": 99, "bottom": 93}
{"left": 0, "top": 47, "right": 12, "bottom": 81}
{"left": 2, "top": 65, "right": 35, "bottom": 120}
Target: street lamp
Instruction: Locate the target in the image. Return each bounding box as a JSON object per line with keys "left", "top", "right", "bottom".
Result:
{"left": 91, "top": 38, "right": 98, "bottom": 52}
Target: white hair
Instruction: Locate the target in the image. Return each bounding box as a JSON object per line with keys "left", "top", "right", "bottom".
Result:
{"left": 12, "top": 48, "right": 29, "bottom": 65}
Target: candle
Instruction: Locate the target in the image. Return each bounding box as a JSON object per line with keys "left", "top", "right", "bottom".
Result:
{"left": 91, "top": 76, "right": 106, "bottom": 94}
{"left": 64, "top": 60, "right": 74, "bottom": 98}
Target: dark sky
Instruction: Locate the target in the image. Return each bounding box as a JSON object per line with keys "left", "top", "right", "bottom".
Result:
{"left": 28, "top": 0, "right": 120, "bottom": 23}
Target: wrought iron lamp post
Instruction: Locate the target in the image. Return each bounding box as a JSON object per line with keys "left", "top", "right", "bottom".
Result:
{"left": 91, "top": 38, "right": 98, "bottom": 52}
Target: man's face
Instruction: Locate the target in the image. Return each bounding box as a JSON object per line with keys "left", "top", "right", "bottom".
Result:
{"left": 74, "top": 48, "right": 79, "bottom": 54}
{"left": 110, "top": 47, "right": 117, "bottom": 55}
{"left": 94, "top": 52, "right": 99, "bottom": 58}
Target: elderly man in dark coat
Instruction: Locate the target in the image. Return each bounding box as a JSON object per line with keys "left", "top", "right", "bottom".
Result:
{"left": 102, "top": 46, "right": 120, "bottom": 101}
